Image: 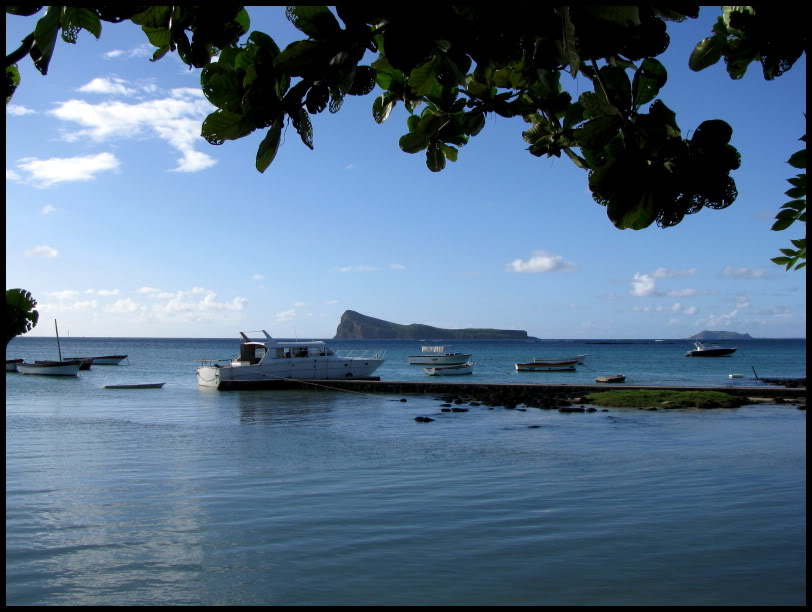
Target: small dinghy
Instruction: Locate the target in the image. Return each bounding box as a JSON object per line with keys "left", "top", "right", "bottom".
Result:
{"left": 104, "top": 382, "right": 165, "bottom": 389}
{"left": 595, "top": 374, "right": 626, "bottom": 383}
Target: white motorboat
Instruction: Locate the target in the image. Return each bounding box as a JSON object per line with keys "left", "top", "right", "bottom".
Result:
{"left": 534, "top": 354, "right": 589, "bottom": 364}
{"left": 515, "top": 360, "right": 578, "bottom": 372}
{"left": 407, "top": 345, "right": 472, "bottom": 365}
{"left": 424, "top": 361, "right": 474, "bottom": 376}
{"left": 196, "top": 330, "right": 385, "bottom": 389}
{"left": 685, "top": 342, "right": 736, "bottom": 357}
{"left": 17, "top": 360, "right": 82, "bottom": 376}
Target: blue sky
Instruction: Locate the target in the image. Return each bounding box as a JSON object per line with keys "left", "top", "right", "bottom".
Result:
{"left": 6, "top": 7, "right": 806, "bottom": 339}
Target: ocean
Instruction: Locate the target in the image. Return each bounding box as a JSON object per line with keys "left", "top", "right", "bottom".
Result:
{"left": 5, "top": 337, "right": 806, "bottom": 605}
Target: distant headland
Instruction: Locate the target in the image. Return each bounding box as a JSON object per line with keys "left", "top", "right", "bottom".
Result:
{"left": 688, "top": 330, "right": 752, "bottom": 340}
{"left": 334, "top": 310, "right": 532, "bottom": 340}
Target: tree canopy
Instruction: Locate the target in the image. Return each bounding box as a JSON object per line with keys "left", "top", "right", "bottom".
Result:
{"left": 5, "top": 5, "right": 806, "bottom": 265}
{"left": 5, "top": 288, "right": 39, "bottom": 348}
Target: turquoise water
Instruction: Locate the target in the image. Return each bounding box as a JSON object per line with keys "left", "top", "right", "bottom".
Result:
{"left": 5, "top": 337, "right": 806, "bottom": 605}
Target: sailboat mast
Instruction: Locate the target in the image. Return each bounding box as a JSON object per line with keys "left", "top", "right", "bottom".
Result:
{"left": 55, "top": 319, "right": 63, "bottom": 362}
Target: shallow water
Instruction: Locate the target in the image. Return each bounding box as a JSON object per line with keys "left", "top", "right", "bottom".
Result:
{"left": 5, "top": 337, "right": 806, "bottom": 605}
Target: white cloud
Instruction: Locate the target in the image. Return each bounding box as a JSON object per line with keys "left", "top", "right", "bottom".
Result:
{"left": 15, "top": 152, "right": 120, "bottom": 188}
{"left": 78, "top": 77, "right": 136, "bottom": 96}
{"left": 253, "top": 273, "right": 265, "bottom": 280}
{"left": 47, "top": 290, "right": 80, "bottom": 299}
{"left": 275, "top": 309, "right": 296, "bottom": 322}
{"left": 38, "top": 299, "right": 99, "bottom": 313}
{"left": 47, "top": 89, "right": 217, "bottom": 173}
{"left": 652, "top": 267, "right": 697, "bottom": 278}
{"left": 337, "top": 265, "right": 380, "bottom": 272}
{"left": 630, "top": 273, "right": 658, "bottom": 296}
{"left": 25, "top": 245, "right": 59, "bottom": 258}
{"left": 389, "top": 263, "right": 406, "bottom": 270}
{"left": 508, "top": 250, "right": 576, "bottom": 274}
{"left": 7, "top": 104, "right": 36, "bottom": 116}
{"left": 106, "top": 298, "right": 139, "bottom": 313}
{"left": 103, "top": 46, "right": 152, "bottom": 60}
{"left": 7, "top": 169, "right": 21, "bottom": 181}
{"left": 41, "top": 205, "right": 57, "bottom": 216}
{"left": 666, "top": 288, "right": 698, "bottom": 297}
{"left": 721, "top": 266, "right": 770, "bottom": 279}
{"left": 86, "top": 289, "right": 120, "bottom": 296}
{"left": 136, "top": 287, "right": 161, "bottom": 294}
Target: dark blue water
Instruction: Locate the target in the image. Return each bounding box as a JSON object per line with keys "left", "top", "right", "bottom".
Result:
{"left": 5, "top": 337, "right": 806, "bottom": 605}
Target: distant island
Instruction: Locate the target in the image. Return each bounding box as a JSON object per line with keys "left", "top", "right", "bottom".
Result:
{"left": 688, "top": 331, "right": 753, "bottom": 340}
{"left": 334, "top": 310, "right": 532, "bottom": 340}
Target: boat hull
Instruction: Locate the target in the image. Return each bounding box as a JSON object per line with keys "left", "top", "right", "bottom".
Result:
{"left": 6, "top": 359, "right": 24, "bottom": 372}
{"left": 595, "top": 375, "right": 626, "bottom": 383}
{"left": 197, "top": 357, "right": 385, "bottom": 389}
{"left": 424, "top": 362, "right": 474, "bottom": 376}
{"left": 17, "top": 361, "right": 81, "bottom": 376}
{"left": 104, "top": 383, "right": 165, "bottom": 389}
{"left": 686, "top": 349, "right": 736, "bottom": 357}
{"left": 515, "top": 362, "right": 577, "bottom": 372}
{"left": 91, "top": 355, "right": 128, "bottom": 365}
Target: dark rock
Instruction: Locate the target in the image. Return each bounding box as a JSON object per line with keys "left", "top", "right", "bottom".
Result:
{"left": 451, "top": 407, "right": 468, "bottom": 412}
{"left": 559, "top": 406, "right": 586, "bottom": 413}
{"left": 400, "top": 398, "right": 408, "bottom": 402}
{"left": 441, "top": 408, "right": 452, "bottom": 412}
{"left": 415, "top": 416, "right": 434, "bottom": 422}
{"left": 586, "top": 407, "right": 597, "bottom": 412}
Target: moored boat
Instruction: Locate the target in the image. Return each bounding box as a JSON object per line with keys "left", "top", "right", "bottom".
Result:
{"left": 89, "top": 355, "right": 129, "bottom": 365}
{"left": 196, "top": 330, "right": 385, "bottom": 389}
{"left": 424, "top": 361, "right": 474, "bottom": 376}
{"left": 104, "top": 382, "right": 165, "bottom": 389}
{"left": 59, "top": 357, "right": 93, "bottom": 370}
{"left": 534, "top": 354, "right": 589, "bottom": 364}
{"left": 515, "top": 360, "right": 578, "bottom": 372}
{"left": 595, "top": 374, "right": 626, "bottom": 383}
{"left": 17, "top": 360, "right": 82, "bottom": 376}
{"left": 685, "top": 342, "right": 736, "bottom": 357}
{"left": 408, "top": 345, "right": 472, "bottom": 365}
{"left": 6, "top": 358, "right": 24, "bottom": 372}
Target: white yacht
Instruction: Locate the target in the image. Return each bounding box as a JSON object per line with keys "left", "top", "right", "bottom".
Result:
{"left": 196, "top": 330, "right": 385, "bottom": 389}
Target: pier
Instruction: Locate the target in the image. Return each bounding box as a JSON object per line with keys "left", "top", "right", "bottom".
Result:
{"left": 217, "top": 378, "right": 806, "bottom": 402}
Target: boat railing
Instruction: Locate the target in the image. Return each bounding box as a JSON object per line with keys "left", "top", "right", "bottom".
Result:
{"left": 335, "top": 348, "right": 386, "bottom": 360}
{"left": 198, "top": 358, "right": 232, "bottom": 366}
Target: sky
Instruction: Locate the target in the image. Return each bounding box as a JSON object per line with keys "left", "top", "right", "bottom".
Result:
{"left": 5, "top": 7, "right": 806, "bottom": 339}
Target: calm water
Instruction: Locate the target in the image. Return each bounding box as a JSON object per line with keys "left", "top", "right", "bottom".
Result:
{"left": 6, "top": 337, "right": 806, "bottom": 605}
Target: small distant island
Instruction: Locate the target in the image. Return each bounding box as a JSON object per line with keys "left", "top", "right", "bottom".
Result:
{"left": 334, "top": 310, "right": 532, "bottom": 340}
{"left": 688, "top": 330, "right": 753, "bottom": 340}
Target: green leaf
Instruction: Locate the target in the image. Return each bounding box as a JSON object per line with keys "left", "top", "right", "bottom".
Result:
{"left": 689, "top": 35, "right": 724, "bottom": 71}
{"left": 632, "top": 58, "right": 667, "bottom": 109}
{"left": 285, "top": 6, "right": 340, "bottom": 40}
{"left": 409, "top": 57, "right": 441, "bottom": 97}
{"left": 61, "top": 7, "right": 102, "bottom": 43}
{"left": 6, "top": 65, "right": 21, "bottom": 105}
{"left": 291, "top": 107, "right": 314, "bottom": 149}
{"left": 373, "top": 93, "right": 396, "bottom": 124}
{"left": 31, "top": 6, "right": 63, "bottom": 75}
{"left": 771, "top": 216, "right": 797, "bottom": 231}
{"left": 426, "top": 140, "right": 446, "bottom": 172}
{"left": 785, "top": 186, "right": 805, "bottom": 199}
{"left": 256, "top": 118, "right": 283, "bottom": 173}
{"left": 787, "top": 149, "right": 806, "bottom": 169}
{"left": 399, "top": 131, "right": 432, "bottom": 154}
{"left": 440, "top": 143, "right": 458, "bottom": 162}
{"left": 201, "top": 109, "right": 256, "bottom": 145}
{"left": 201, "top": 63, "right": 243, "bottom": 113}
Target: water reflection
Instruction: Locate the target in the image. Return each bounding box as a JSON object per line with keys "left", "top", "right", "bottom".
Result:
{"left": 235, "top": 390, "right": 343, "bottom": 425}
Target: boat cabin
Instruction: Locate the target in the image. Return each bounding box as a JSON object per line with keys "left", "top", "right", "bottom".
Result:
{"left": 234, "top": 330, "right": 337, "bottom": 365}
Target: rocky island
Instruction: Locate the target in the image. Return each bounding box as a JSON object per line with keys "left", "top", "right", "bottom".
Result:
{"left": 334, "top": 310, "right": 532, "bottom": 340}
{"left": 688, "top": 331, "right": 752, "bottom": 340}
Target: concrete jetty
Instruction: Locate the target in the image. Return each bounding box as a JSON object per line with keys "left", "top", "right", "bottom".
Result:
{"left": 217, "top": 378, "right": 806, "bottom": 402}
